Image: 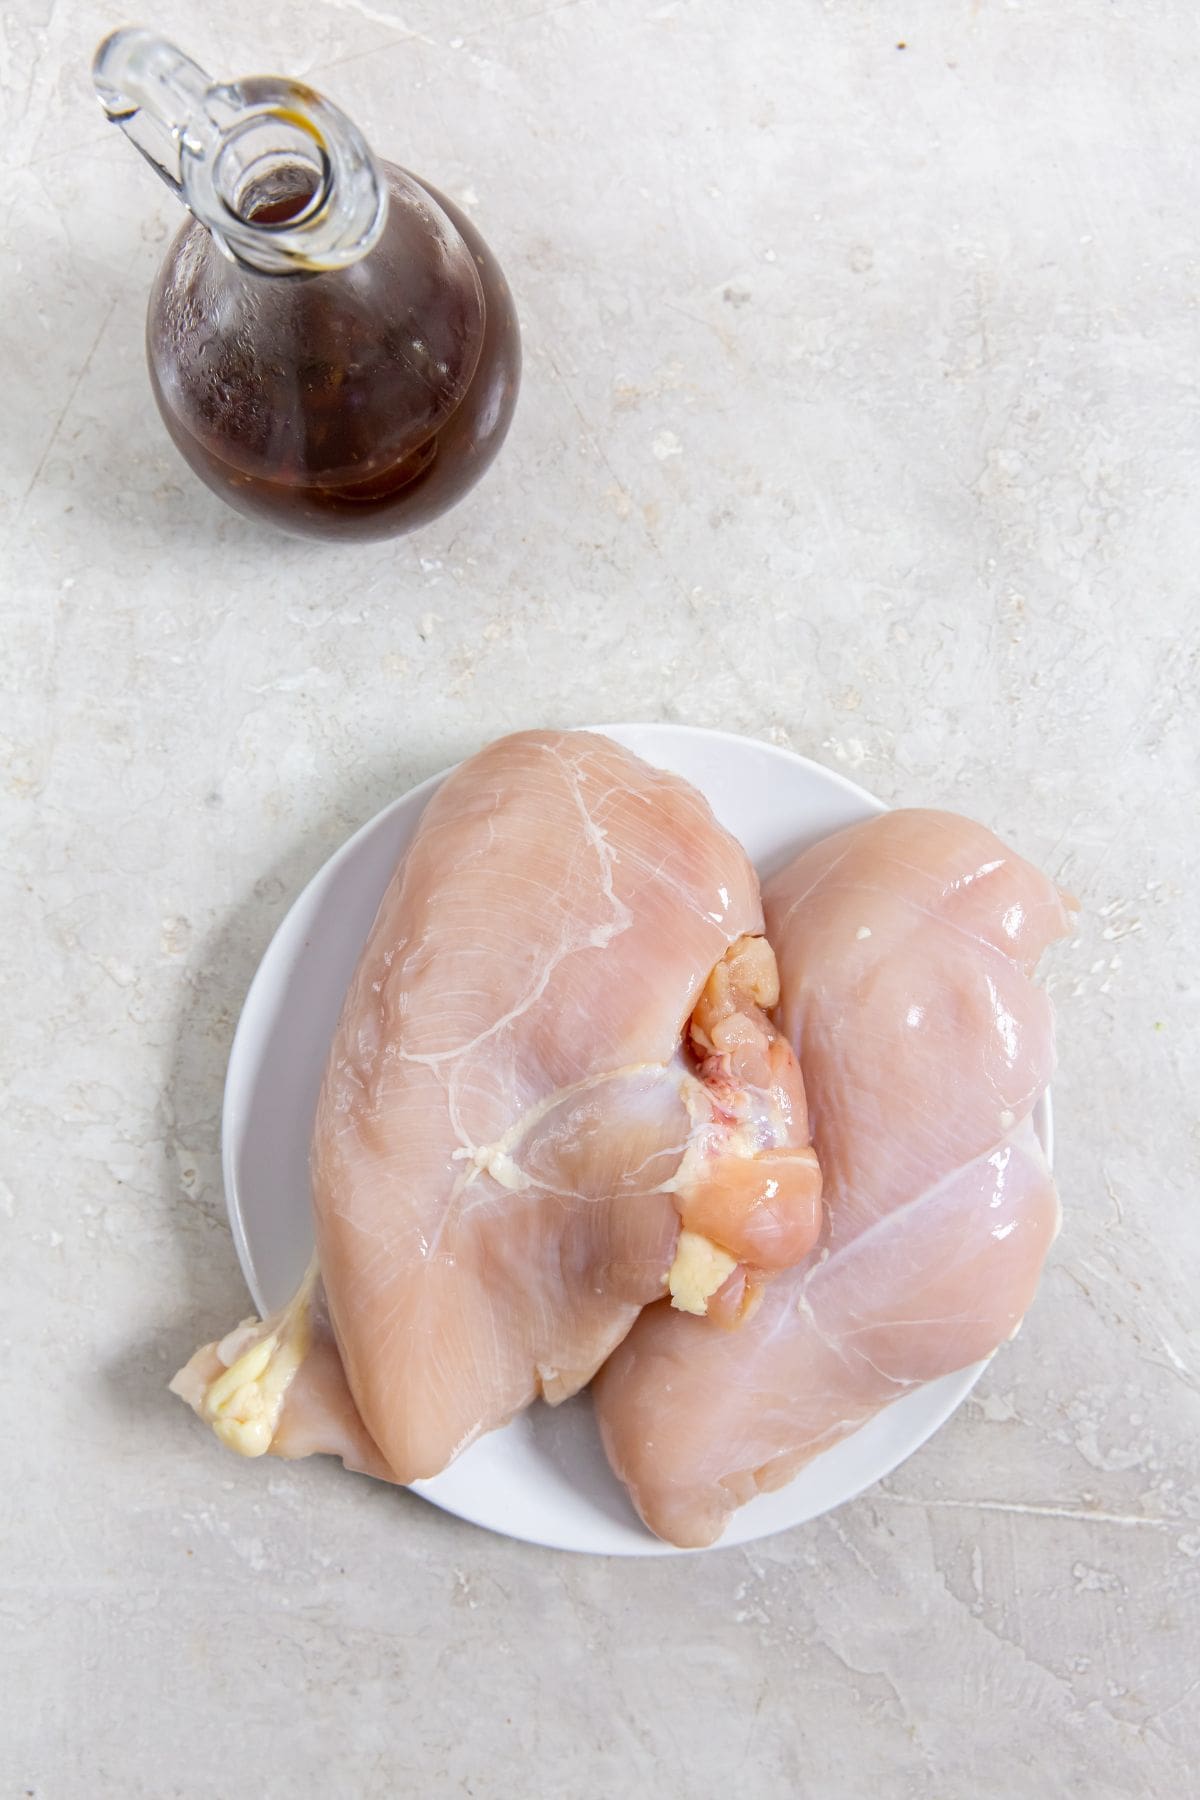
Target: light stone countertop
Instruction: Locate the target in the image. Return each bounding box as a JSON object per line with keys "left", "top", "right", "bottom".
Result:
{"left": 3, "top": 2, "right": 1197, "bottom": 1795}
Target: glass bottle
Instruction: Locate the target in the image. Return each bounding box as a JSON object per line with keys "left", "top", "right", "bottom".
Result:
{"left": 92, "top": 29, "right": 521, "bottom": 542}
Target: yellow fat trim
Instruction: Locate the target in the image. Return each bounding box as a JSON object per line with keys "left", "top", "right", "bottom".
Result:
{"left": 200, "top": 1261, "right": 317, "bottom": 1458}
{"left": 668, "top": 1229, "right": 738, "bottom": 1316}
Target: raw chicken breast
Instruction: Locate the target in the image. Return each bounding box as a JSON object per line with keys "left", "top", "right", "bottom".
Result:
{"left": 594, "top": 808, "right": 1074, "bottom": 1548}
{"left": 173, "top": 730, "right": 822, "bottom": 1483}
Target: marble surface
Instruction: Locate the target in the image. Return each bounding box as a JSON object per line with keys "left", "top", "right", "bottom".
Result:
{"left": 3, "top": 1, "right": 1198, "bottom": 1794}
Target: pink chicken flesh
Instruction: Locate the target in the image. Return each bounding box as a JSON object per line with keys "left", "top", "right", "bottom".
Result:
{"left": 594, "top": 808, "right": 1074, "bottom": 1548}
{"left": 172, "top": 731, "right": 822, "bottom": 1482}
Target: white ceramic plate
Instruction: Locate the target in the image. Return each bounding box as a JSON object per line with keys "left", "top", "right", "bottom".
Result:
{"left": 222, "top": 724, "right": 1051, "bottom": 1555}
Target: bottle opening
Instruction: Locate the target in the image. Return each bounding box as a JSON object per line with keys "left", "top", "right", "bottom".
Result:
{"left": 214, "top": 114, "right": 328, "bottom": 228}
{"left": 235, "top": 158, "right": 325, "bottom": 227}
{"left": 243, "top": 175, "right": 322, "bottom": 227}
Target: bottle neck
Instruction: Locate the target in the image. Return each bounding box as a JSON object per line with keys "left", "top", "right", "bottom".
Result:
{"left": 92, "top": 29, "right": 387, "bottom": 276}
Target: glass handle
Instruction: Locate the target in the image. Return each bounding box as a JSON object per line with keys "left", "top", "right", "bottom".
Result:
{"left": 92, "top": 27, "right": 214, "bottom": 198}
{"left": 92, "top": 26, "right": 388, "bottom": 274}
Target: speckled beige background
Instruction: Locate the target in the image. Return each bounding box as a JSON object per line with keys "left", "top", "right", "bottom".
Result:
{"left": 2, "top": 2, "right": 1197, "bottom": 1795}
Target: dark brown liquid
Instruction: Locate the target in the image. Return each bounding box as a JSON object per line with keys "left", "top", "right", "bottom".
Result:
{"left": 147, "top": 169, "right": 520, "bottom": 542}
